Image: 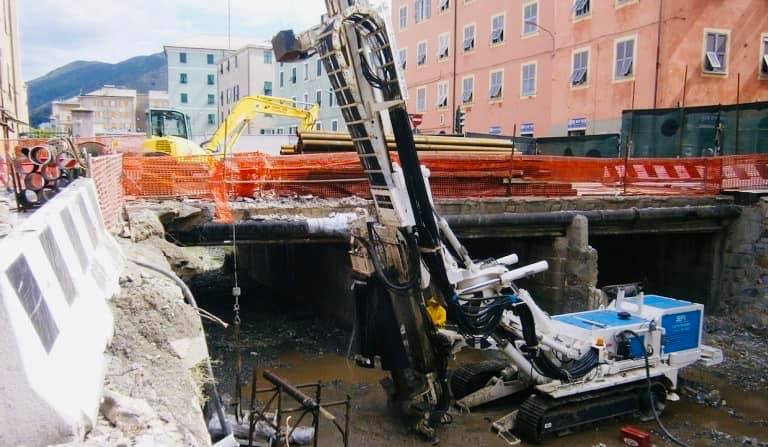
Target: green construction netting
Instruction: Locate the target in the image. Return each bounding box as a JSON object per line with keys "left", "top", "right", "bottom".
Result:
{"left": 622, "top": 102, "right": 768, "bottom": 157}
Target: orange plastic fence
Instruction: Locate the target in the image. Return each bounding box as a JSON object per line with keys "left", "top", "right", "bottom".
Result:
{"left": 122, "top": 152, "right": 768, "bottom": 220}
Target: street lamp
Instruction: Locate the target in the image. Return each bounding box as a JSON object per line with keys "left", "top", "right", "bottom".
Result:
{"left": 524, "top": 21, "right": 555, "bottom": 58}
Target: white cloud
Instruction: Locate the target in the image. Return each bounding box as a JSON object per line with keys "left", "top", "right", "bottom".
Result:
{"left": 19, "top": 0, "right": 328, "bottom": 80}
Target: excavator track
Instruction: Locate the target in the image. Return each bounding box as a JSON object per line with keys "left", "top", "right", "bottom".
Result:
{"left": 515, "top": 379, "right": 666, "bottom": 443}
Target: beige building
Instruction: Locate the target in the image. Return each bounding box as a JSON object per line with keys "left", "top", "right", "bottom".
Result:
{"left": 0, "top": 0, "right": 28, "bottom": 138}
{"left": 51, "top": 86, "right": 138, "bottom": 135}
{"left": 217, "top": 42, "right": 275, "bottom": 135}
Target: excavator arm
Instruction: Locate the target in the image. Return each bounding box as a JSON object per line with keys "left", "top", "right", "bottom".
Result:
{"left": 204, "top": 95, "right": 320, "bottom": 154}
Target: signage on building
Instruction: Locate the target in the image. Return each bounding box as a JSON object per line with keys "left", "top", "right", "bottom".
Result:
{"left": 568, "top": 117, "right": 588, "bottom": 131}
{"left": 520, "top": 122, "right": 535, "bottom": 135}
{"left": 489, "top": 126, "right": 502, "bottom": 135}
{"left": 410, "top": 113, "right": 423, "bottom": 128}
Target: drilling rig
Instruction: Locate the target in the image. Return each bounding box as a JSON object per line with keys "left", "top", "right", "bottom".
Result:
{"left": 272, "top": 1, "right": 723, "bottom": 443}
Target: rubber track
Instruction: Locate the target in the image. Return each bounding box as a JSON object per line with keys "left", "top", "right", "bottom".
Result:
{"left": 515, "top": 379, "right": 665, "bottom": 443}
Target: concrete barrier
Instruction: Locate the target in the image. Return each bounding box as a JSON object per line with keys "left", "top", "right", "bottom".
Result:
{"left": 0, "top": 178, "right": 123, "bottom": 445}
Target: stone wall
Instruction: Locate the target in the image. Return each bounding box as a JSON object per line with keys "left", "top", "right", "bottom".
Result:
{"left": 721, "top": 198, "right": 768, "bottom": 328}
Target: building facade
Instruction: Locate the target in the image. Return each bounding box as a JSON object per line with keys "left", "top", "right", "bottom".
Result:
{"left": 51, "top": 86, "right": 138, "bottom": 135}
{"left": 0, "top": 0, "right": 28, "bottom": 137}
{"left": 217, "top": 42, "right": 276, "bottom": 135}
{"left": 165, "top": 42, "right": 232, "bottom": 140}
{"left": 392, "top": 0, "right": 768, "bottom": 137}
{"left": 271, "top": 54, "right": 344, "bottom": 134}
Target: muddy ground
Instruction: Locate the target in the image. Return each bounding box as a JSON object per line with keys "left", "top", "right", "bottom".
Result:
{"left": 190, "top": 267, "right": 768, "bottom": 447}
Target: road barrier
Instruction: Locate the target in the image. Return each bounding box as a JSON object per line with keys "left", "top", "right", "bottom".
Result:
{"left": 0, "top": 178, "right": 123, "bottom": 446}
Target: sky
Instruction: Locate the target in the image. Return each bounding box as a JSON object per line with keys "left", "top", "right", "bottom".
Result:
{"left": 18, "top": 0, "right": 343, "bottom": 81}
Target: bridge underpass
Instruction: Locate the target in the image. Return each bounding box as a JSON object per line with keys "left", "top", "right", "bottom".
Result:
{"left": 145, "top": 195, "right": 747, "bottom": 324}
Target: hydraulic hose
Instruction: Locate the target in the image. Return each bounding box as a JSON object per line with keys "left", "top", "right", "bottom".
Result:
{"left": 130, "top": 258, "right": 233, "bottom": 439}
{"left": 514, "top": 303, "right": 599, "bottom": 382}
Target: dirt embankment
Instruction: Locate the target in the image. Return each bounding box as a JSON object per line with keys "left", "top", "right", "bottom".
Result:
{"left": 56, "top": 210, "right": 225, "bottom": 446}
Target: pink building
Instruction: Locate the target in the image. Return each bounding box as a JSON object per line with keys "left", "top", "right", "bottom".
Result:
{"left": 392, "top": 0, "right": 768, "bottom": 136}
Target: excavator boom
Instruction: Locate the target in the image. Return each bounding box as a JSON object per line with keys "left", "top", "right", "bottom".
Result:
{"left": 204, "top": 95, "right": 319, "bottom": 154}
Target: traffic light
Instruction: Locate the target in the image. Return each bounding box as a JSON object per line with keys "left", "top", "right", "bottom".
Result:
{"left": 455, "top": 107, "right": 466, "bottom": 134}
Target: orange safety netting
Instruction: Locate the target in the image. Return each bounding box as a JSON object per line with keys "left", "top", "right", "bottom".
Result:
{"left": 122, "top": 152, "right": 768, "bottom": 222}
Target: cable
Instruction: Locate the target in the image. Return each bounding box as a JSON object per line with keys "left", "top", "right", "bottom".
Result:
{"left": 640, "top": 334, "right": 689, "bottom": 447}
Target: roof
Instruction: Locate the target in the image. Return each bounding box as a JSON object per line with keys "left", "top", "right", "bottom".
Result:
{"left": 164, "top": 35, "right": 267, "bottom": 52}
{"left": 84, "top": 86, "right": 136, "bottom": 97}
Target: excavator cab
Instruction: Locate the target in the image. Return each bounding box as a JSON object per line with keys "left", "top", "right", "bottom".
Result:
{"left": 147, "top": 108, "right": 192, "bottom": 140}
{"left": 143, "top": 108, "right": 203, "bottom": 156}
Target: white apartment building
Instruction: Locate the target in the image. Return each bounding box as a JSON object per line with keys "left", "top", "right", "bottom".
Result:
{"left": 217, "top": 42, "right": 275, "bottom": 135}
{"left": 0, "top": 0, "right": 28, "bottom": 137}
{"left": 164, "top": 36, "right": 252, "bottom": 141}
{"left": 272, "top": 53, "right": 344, "bottom": 135}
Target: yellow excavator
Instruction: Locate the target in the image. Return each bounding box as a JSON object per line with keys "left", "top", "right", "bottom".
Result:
{"left": 142, "top": 95, "right": 320, "bottom": 156}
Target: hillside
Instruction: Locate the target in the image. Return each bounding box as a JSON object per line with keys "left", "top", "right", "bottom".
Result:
{"left": 27, "top": 53, "right": 168, "bottom": 127}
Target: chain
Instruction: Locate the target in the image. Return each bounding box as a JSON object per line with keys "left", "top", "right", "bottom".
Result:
{"left": 233, "top": 284, "right": 243, "bottom": 424}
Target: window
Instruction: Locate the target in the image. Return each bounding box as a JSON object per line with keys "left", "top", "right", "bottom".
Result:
{"left": 399, "top": 5, "right": 408, "bottom": 29}
{"left": 316, "top": 89, "right": 322, "bottom": 105}
{"left": 226, "top": 88, "right": 230, "bottom": 104}
{"left": 573, "top": 0, "right": 590, "bottom": 18}
{"left": 315, "top": 122, "right": 323, "bottom": 131}
{"left": 316, "top": 59, "right": 323, "bottom": 76}
{"left": 207, "top": 94, "right": 215, "bottom": 105}
{"left": 291, "top": 67, "right": 297, "bottom": 84}
{"left": 291, "top": 96, "right": 297, "bottom": 107}
{"left": 180, "top": 93, "right": 188, "bottom": 104}
{"left": 264, "top": 50, "right": 273, "bottom": 64}
{"left": 264, "top": 81, "right": 273, "bottom": 96}
{"left": 280, "top": 71, "right": 285, "bottom": 87}
{"left": 207, "top": 74, "right": 215, "bottom": 85}
{"left": 439, "top": 0, "right": 449, "bottom": 12}
{"left": 331, "top": 119, "right": 339, "bottom": 132}
{"left": 416, "top": 87, "right": 426, "bottom": 112}
{"left": 180, "top": 52, "right": 187, "bottom": 63}
{"left": 761, "top": 35, "right": 768, "bottom": 76}
{"left": 614, "top": 37, "right": 635, "bottom": 79}
{"left": 491, "top": 14, "right": 505, "bottom": 45}
{"left": 417, "top": 41, "right": 427, "bottom": 66}
{"left": 616, "top": 0, "right": 636, "bottom": 6}
{"left": 235, "top": 55, "right": 239, "bottom": 68}
{"left": 399, "top": 48, "right": 408, "bottom": 70}
{"left": 207, "top": 54, "right": 214, "bottom": 64}
{"left": 415, "top": 0, "right": 431, "bottom": 23}
{"left": 437, "top": 82, "right": 448, "bottom": 108}
{"left": 521, "top": 62, "right": 536, "bottom": 96}
{"left": 220, "top": 91, "right": 224, "bottom": 105}
{"left": 227, "top": 59, "right": 230, "bottom": 71}
{"left": 489, "top": 70, "right": 503, "bottom": 100}
{"left": 438, "top": 33, "right": 450, "bottom": 60}
{"left": 571, "top": 49, "right": 589, "bottom": 86}
{"left": 523, "top": 1, "right": 538, "bottom": 35}
{"left": 235, "top": 85, "right": 240, "bottom": 101}
{"left": 220, "top": 64, "right": 224, "bottom": 75}
{"left": 180, "top": 73, "right": 188, "bottom": 84}
{"left": 462, "top": 76, "right": 474, "bottom": 104}
{"left": 304, "top": 62, "right": 309, "bottom": 80}
{"left": 704, "top": 31, "right": 728, "bottom": 74}
{"left": 463, "top": 25, "right": 475, "bottom": 52}
{"left": 303, "top": 93, "right": 309, "bottom": 109}
{"left": 208, "top": 114, "right": 215, "bottom": 125}
{"left": 329, "top": 91, "right": 335, "bottom": 107}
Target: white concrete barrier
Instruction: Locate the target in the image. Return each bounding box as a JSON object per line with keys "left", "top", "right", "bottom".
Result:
{"left": 0, "top": 178, "right": 123, "bottom": 446}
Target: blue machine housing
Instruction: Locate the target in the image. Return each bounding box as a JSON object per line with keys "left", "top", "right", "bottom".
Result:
{"left": 642, "top": 295, "right": 703, "bottom": 355}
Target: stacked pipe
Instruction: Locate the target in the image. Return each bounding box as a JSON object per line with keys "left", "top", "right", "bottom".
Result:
{"left": 13, "top": 145, "right": 80, "bottom": 209}
{"left": 294, "top": 131, "right": 517, "bottom": 154}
